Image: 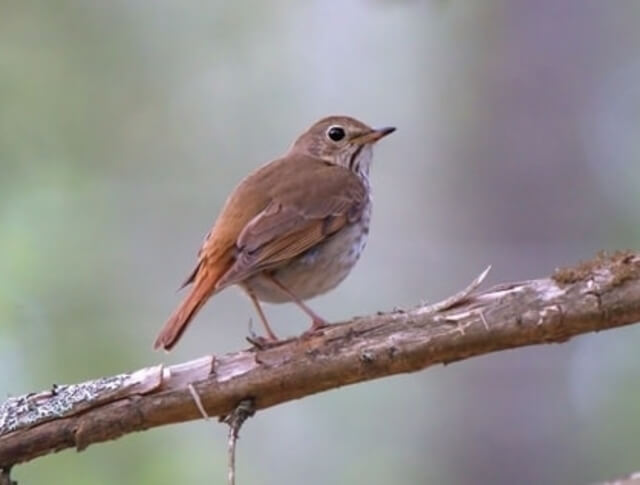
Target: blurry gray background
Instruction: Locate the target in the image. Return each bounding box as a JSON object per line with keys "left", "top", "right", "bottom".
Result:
{"left": 2, "top": 1, "right": 640, "bottom": 484}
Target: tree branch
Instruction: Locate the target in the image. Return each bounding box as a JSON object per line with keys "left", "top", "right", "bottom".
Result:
{"left": 597, "top": 470, "right": 640, "bottom": 485}
{"left": 2, "top": 251, "right": 640, "bottom": 469}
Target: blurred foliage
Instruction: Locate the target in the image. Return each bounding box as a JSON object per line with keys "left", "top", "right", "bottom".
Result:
{"left": 1, "top": 1, "right": 640, "bottom": 484}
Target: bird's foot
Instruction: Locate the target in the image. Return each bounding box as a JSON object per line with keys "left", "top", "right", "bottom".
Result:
{"left": 246, "top": 335, "right": 281, "bottom": 350}
{"left": 301, "top": 318, "right": 329, "bottom": 338}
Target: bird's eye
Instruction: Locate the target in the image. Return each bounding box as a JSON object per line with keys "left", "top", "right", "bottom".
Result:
{"left": 327, "top": 125, "right": 346, "bottom": 142}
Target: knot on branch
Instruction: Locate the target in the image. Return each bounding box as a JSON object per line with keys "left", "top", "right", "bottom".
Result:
{"left": 552, "top": 250, "right": 640, "bottom": 287}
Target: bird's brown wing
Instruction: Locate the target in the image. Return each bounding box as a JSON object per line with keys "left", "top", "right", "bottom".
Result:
{"left": 215, "top": 161, "right": 367, "bottom": 289}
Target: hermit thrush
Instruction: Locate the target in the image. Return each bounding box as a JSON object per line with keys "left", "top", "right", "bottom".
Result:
{"left": 154, "top": 115, "right": 395, "bottom": 350}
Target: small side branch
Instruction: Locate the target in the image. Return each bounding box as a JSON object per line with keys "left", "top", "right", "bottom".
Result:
{"left": 187, "top": 385, "right": 254, "bottom": 485}
{"left": 1, "top": 251, "right": 640, "bottom": 469}
{"left": 0, "top": 467, "right": 15, "bottom": 485}
{"left": 223, "top": 400, "right": 254, "bottom": 485}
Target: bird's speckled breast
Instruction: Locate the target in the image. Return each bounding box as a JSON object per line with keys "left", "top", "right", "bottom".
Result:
{"left": 244, "top": 200, "right": 372, "bottom": 303}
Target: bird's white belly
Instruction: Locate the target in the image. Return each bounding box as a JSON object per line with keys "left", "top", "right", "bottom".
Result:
{"left": 244, "top": 212, "right": 370, "bottom": 303}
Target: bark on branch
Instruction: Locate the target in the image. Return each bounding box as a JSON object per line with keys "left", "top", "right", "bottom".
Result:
{"left": 2, "top": 250, "right": 640, "bottom": 469}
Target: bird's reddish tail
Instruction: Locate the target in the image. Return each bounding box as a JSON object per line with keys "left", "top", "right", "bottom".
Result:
{"left": 154, "top": 268, "right": 220, "bottom": 351}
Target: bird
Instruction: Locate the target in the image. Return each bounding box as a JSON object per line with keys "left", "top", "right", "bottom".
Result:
{"left": 154, "top": 115, "right": 395, "bottom": 351}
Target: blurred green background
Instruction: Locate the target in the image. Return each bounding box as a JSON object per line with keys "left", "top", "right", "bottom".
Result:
{"left": 2, "top": 1, "right": 640, "bottom": 484}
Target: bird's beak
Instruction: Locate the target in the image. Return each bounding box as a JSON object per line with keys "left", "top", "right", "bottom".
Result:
{"left": 352, "top": 126, "right": 396, "bottom": 145}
